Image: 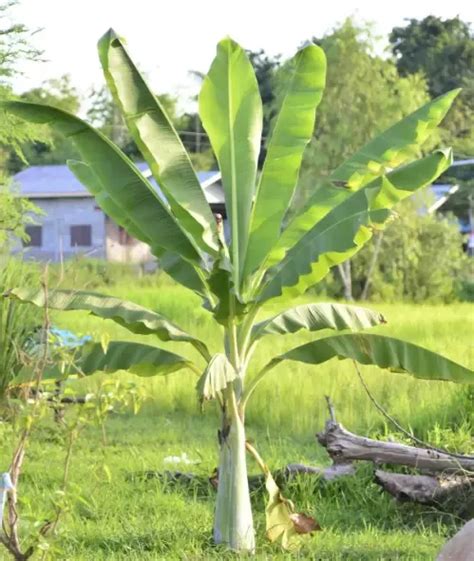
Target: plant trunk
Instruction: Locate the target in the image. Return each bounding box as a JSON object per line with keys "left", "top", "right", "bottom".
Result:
{"left": 213, "top": 414, "right": 255, "bottom": 552}
{"left": 338, "top": 261, "right": 353, "bottom": 301}
{"left": 361, "top": 232, "right": 383, "bottom": 300}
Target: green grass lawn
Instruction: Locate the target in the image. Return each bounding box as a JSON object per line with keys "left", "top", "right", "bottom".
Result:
{"left": 2, "top": 280, "right": 473, "bottom": 560}
{"left": 2, "top": 413, "right": 467, "bottom": 560}
{"left": 57, "top": 282, "right": 474, "bottom": 436}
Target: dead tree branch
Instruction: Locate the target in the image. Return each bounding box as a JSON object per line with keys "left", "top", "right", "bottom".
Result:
{"left": 317, "top": 419, "right": 474, "bottom": 474}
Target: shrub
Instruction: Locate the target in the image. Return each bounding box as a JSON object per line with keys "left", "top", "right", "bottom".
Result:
{"left": 0, "top": 258, "right": 41, "bottom": 398}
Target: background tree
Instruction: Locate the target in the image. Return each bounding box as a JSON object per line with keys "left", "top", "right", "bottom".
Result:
{"left": 87, "top": 85, "right": 135, "bottom": 156}
{"left": 0, "top": 184, "right": 40, "bottom": 248}
{"left": 389, "top": 15, "right": 473, "bottom": 300}
{"left": 0, "top": 0, "right": 50, "bottom": 176}
{"left": 291, "top": 19, "right": 431, "bottom": 298}
{"left": 321, "top": 198, "right": 468, "bottom": 302}
{"left": 22, "top": 74, "right": 80, "bottom": 113}
{"left": 390, "top": 16, "right": 474, "bottom": 156}
{"left": 301, "top": 19, "right": 430, "bottom": 180}
{"left": 5, "top": 74, "right": 82, "bottom": 171}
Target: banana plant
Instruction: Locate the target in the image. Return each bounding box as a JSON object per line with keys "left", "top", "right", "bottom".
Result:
{"left": 3, "top": 30, "right": 474, "bottom": 554}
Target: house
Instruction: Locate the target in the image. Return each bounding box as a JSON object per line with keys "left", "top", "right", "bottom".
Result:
{"left": 13, "top": 163, "right": 225, "bottom": 263}
{"left": 431, "top": 158, "right": 474, "bottom": 235}
{"left": 15, "top": 158, "right": 471, "bottom": 264}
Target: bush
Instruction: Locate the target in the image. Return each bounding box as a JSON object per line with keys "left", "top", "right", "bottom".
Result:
{"left": 316, "top": 200, "right": 470, "bottom": 302}
{"left": 0, "top": 258, "right": 41, "bottom": 398}
{"left": 48, "top": 257, "right": 162, "bottom": 290}
{"left": 458, "top": 279, "right": 474, "bottom": 302}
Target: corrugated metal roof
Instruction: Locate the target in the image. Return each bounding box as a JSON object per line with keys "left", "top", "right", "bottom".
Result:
{"left": 14, "top": 164, "right": 87, "bottom": 197}
{"left": 451, "top": 159, "right": 474, "bottom": 167}
{"left": 431, "top": 184, "right": 453, "bottom": 198}
{"left": 13, "top": 163, "right": 223, "bottom": 202}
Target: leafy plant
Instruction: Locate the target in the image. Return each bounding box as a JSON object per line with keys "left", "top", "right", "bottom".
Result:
{"left": 320, "top": 198, "right": 468, "bottom": 302}
{"left": 0, "top": 185, "right": 42, "bottom": 249}
{"left": 0, "top": 259, "right": 41, "bottom": 400}
{"left": 2, "top": 30, "right": 473, "bottom": 553}
{"left": 0, "top": 377, "right": 144, "bottom": 560}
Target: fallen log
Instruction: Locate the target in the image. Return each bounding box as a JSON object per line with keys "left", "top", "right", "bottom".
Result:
{"left": 375, "top": 470, "right": 474, "bottom": 517}
{"left": 284, "top": 462, "right": 355, "bottom": 480}
{"left": 374, "top": 470, "right": 473, "bottom": 504}
{"left": 317, "top": 420, "right": 474, "bottom": 474}
{"left": 129, "top": 461, "right": 356, "bottom": 489}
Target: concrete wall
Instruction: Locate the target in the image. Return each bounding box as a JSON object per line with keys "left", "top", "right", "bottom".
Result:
{"left": 17, "top": 197, "right": 106, "bottom": 261}
{"left": 105, "top": 218, "right": 153, "bottom": 264}
{"left": 13, "top": 195, "right": 228, "bottom": 265}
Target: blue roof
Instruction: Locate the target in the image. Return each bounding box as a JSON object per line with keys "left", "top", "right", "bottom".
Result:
{"left": 14, "top": 163, "right": 220, "bottom": 198}
{"left": 431, "top": 184, "right": 452, "bottom": 199}
{"left": 14, "top": 164, "right": 87, "bottom": 197}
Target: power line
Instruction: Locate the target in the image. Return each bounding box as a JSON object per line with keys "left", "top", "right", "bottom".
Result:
{"left": 98, "top": 124, "right": 269, "bottom": 142}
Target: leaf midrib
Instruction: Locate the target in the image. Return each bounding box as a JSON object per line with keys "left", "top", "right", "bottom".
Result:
{"left": 244, "top": 51, "right": 305, "bottom": 278}
{"left": 227, "top": 42, "right": 239, "bottom": 288}
{"left": 261, "top": 204, "right": 377, "bottom": 298}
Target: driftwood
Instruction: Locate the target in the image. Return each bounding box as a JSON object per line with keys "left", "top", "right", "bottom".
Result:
{"left": 130, "top": 461, "right": 356, "bottom": 490}
{"left": 374, "top": 470, "right": 473, "bottom": 504}
{"left": 317, "top": 419, "right": 474, "bottom": 474}
{"left": 315, "top": 407, "right": 474, "bottom": 515}
{"left": 131, "top": 397, "right": 474, "bottom": 514}
{"left": 284, "top": 462, "right": 355, "bottom": 480}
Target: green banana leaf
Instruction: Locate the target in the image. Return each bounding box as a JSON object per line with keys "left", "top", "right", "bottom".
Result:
{"left": 259, "top": 190, "right": 387, "bottom": 302}
{"left": 199, "top": 38, "right": 262, "bottom": 288}
{"left": 266, "top": 333, "right": 474, "bottom": 384}
{"left": 98, "top": 29, "right": 219, "bottom": 256}
{"left": 68, "top": 160, "right": 211, "bottom": 298}
{"left": 67, "top": 160, "right": 153, "bottom": 249}
{"left": 244, "top": 43, "right": 326, "bottom": 277}
{"left": 78, "top": 341, "right": 194, "bottom": 377}
{"left": 196, "top": 353, "right": 236, "bottom": 401}
{"left": 251, "top": 303, "right": 385, "bottom": 342}
{"left": 331, "top": 89, "right": 460, "bottom": 188}
{"left": 157, "top": 251, "right": 210, "bottom": 298}
{"left": 1, "top": 101, "right": 201, "bottom": 263}
{"left": 7, "top": 288, "right": 210, "bottom": 361}
{"left": 15, "top": 341, "right": 194, "bottom": 383}
{"left": 257, "top": 150, "right": 452, "bottom": 303}
{"left": 263, "top": 149, "right": 452, "bottom": 272}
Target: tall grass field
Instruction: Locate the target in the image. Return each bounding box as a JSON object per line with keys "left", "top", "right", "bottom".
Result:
{"left": 2, "top": 276, "right": 473, "bottom": 560}
{"left": 59, "top": 281, "right": 474, "bottom": 436}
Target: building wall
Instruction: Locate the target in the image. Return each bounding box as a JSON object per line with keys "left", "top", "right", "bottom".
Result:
{"left": 17, "top": 197, "right": 106, "bottom": 261}
{"left": 105, "top": 218, "right": 153, "bottom": 264}
{"left": 13, "top": 192, "right": 227, "bottom": 265}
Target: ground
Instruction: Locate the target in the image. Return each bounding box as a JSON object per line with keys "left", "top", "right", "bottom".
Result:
{"left": 1, "top": 282, "right": 472, "bottom": 560}
{"left": 3, "top": 413, "right": 467, "bottom": 560}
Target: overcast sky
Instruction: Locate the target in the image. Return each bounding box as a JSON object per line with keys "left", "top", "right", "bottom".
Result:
{"left": 9, "top": 0, "right": 473, "bottom": 110}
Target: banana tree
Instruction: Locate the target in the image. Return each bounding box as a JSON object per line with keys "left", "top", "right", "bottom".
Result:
{"left": 3, "top": 30, "right": 474, "bottom": 553}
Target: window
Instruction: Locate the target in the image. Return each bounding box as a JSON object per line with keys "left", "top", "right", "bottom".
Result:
{"left": 118, "top": 226, "right": 134, "bottom": 246}
{"left": 23, "top": 225, "right": 42, "bottom": 247}
{"left": 70, "top": 225, "right": 92, "bottom": 247}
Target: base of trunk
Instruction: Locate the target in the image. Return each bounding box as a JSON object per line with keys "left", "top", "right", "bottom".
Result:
{"left": 213, "top": 416, "right": 255, "bottom": 552}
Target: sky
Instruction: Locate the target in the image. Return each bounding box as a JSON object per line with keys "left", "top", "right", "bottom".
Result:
{"left": 8, "top": 0, "right": 474, "bottom": 111}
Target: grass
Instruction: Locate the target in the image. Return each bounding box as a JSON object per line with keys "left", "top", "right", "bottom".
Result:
{"left": 1, "top": 277, "right": 473, "bottom": 559}
{"left": 0, "top": 413, "right": 465, "bottom": 560}
{"left": 55, "top": 281, "right": 474, "bottom": 436}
